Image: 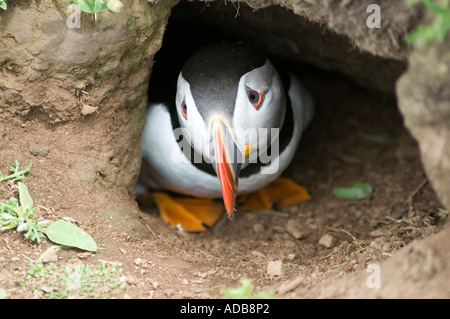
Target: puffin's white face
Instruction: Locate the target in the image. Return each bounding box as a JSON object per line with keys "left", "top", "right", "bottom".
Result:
{"left": 233, "top": 59, "right": 286, "bottom": 163}
{"left": 175, "top": 59, "right": 286, "bottom": 165}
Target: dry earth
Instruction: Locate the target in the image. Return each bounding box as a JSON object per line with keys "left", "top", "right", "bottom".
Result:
{"left": 1, "top": 0, "right": 449, "bottom": 301}
{"left": 0, "top": 66, "right": 447, "bottom": 299}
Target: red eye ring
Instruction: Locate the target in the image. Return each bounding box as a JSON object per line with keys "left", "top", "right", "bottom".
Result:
{"left": 180, "top": 99, "right": 187, "bottom": 119}
{"left": 245, "top": 86, "right": 265, "bottom": 110}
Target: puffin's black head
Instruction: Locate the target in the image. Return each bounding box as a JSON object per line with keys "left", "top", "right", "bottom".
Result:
{"left": 175, "top": 42, "right": 287, "bottom": 217}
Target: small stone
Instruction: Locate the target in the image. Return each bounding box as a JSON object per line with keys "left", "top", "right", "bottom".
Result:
{"left": 134, "top": 258, "right": 144, "bottom": 266}
{"left": 370, "top": 238, "right": 384, "bottom": 249}
{"left": 267, "top": 260, "right": 283, "bottom": 276}
{"left": 382, "top": 242, "right": 392, "bottom": 252}
{"left": 253, "top": 223, "right": 265, "bottom": 234}
{"left": 40, "top": 286, "right": 56, "bottom": 294}
{"left": 318, "top": 234, "right": 334, "bottom": 248}
{"left": 29, "top": 143, "right": 49, "bottom": 157}
{"left": 277, "top": 275, "right": 304, "bottom": 295}
{"left": 77, "top": 252, "right": 91, "bottom": 260}
{"left": 39, "top": 246, "right": 59, "bottom": 263}
{"left": 150, "top": 280, "right": 159, "bottom": 289}
{"left": 119, "top": 275, "right": 127, "bottom": 283}
{"left": 285, "top": 218, "right": 308, "bottom": 239}
{"left": 252, "top": 251, "right": 265, "bottom": 258}
{"left": 165, "top": 289, "right": 174, "bottom": 297}
{"left": 81, "top": 104, "right": 99, "bottom": 116}
{"left": 121, "top": 275, "right": 138, "bottom": 285}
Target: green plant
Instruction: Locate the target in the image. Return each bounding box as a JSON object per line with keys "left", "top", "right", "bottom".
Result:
{"left": 0, "top": 160, "right": 31, "bottom": 182}
{"left": 0, "top": 182, "right": 46, "bottom": 243}
{"left": 0, "top": 1, "right": 6, "bottom": 11}
{"left": 406, "top": 0, "right": 450, "bottom": 48}
{"left": 220, "top": 278, "right": 274, "bottom": 299}
{"left": 332, "top": 182, "right": 374, "bottom": 200}
{"left": 24, "top": 261, "right": 127, "bottom": 298}
{"left": 1, "top": 160, "right": 97, "bottom": 250}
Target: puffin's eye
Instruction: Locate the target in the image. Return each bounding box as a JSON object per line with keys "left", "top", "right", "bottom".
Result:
{"left": 245, "top": 86, "right": 264, "bottom": 110}
{"left": 180, "top": 99, "right": 188, "bottom": 119}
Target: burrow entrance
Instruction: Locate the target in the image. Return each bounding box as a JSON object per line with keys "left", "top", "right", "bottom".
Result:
{"left": 134, "top": 1, "right": 446, "bottom": 298}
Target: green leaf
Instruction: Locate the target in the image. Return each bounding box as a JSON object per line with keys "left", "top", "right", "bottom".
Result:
{"left": 18, "top": 182, "right": 33, "bottom": 211}
{"left": 357, "top": 131, "right": 391, "bottom": 144}
{"left": 0, "top": 1, "right": 7, "bottom": 11}
{"left": 220, "top": 278, "right": 254, "bottom": 299}
{"left": 332, "top": 182, "right": 373, "bottom": 200}
{"left": 78, "top": 0, "right": 108, "bottom": 13}
{"left": 43, "top": 220, "right": 97, "bottom": 252}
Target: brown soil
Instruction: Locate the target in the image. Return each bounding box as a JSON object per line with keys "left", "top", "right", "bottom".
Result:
{"left": 1, "top": 69, "right": 447, "bottom": 299}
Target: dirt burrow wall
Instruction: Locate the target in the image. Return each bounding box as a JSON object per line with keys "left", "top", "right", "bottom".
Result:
{"left": 246, "top": 0, "right": 417, "bottom": 61}
{"left": 397, "top": 43, "right": 450, "bottom": 210}
{"left": 0, "top": 0, "right": 175, "bottom": 197}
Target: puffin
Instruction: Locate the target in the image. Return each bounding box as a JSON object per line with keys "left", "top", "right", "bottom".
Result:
{"left": 139, "top": 42, "right": 314, "bottom": 232}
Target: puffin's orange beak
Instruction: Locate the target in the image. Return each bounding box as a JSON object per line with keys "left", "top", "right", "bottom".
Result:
{"left": 210, "top": 118, "right": 242, "bottom": 218}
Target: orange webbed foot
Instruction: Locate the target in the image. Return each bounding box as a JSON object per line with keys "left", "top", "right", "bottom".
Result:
{"left": 238, "top": 177, "right": 310, "bottom": 212}
{"left": 150, "top": 192, "right": 224, "bottom": 232}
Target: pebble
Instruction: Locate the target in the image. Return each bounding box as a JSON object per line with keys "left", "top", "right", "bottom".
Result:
{"left": 318, "top": 234, "right": 334, "bottom": 248}
{"left": 267, "top": 260, "right": 283, "bottom": 276}
{"left": 121, "top": 275, "right": 139, "bottom": 285}
{"left": 165, "top": 289, "right": 174, "bottom": 297}
{"left": 39, "top": 246, "right": 59, "bottom": 263}
{"left": 134, "top": 257, "right": 144, "bottom": 266}
{"left": 150, "top": 280, "right": 159, "bottom": 289}
{"left": 277, "top": 275, "right": 304, "bottom": 295}
{"left": 81, "top": 104, "right": 99, "bottom": 116}
{"left": 253, "top": 223, "right": 265, "bottom": 234}
{"left": 252, "top": 251, "right": 265, "bottom": 258}
{"left": 285, "top": 218, "right": 308, "bottom": 239}
{"left": 29, "top": 143, "right": 49, "bottom": 157}
{"left": 370, "top": 238, "right": 384, "bottom": 249}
